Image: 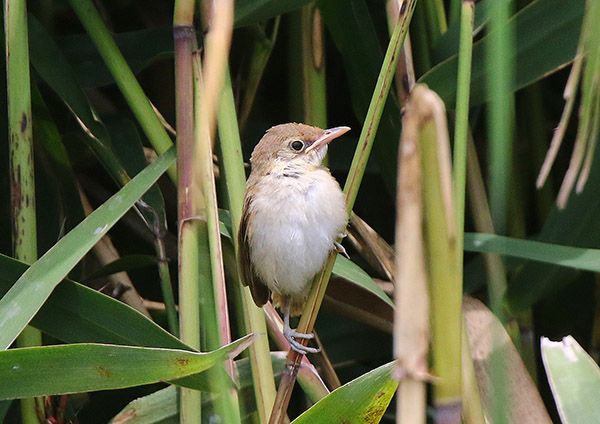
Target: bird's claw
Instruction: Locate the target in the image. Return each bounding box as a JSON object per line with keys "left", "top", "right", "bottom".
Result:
{"left": 334, "top": 240, "right": 349, "bottom": 259}
{"left": 284, "top": 327, "right": 320, "bottom": 354}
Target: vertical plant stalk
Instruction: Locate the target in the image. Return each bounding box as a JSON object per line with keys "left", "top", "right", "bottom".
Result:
{"left": 5, "top": 0, "right": 43, "bottom": 422}
{"left": 68, "top": 0, "right": 176, "bottom": 181}
{"left": 219, "top": 71, "right": 277, "bottom": 423}
{"left": 193, "top": 0, "right": 234, "bottom": 359}
{"left": 486, "top": 0, "right": 514, "bottom": 237}
{"left": 486, "top": 0, "right": 513, "bottom": 420}
{"left": 415, "top": 85, "right": 462, "bottom": 423}
{"left": 173, "top": 1, "right": 200, "bottom": 422}
{"left": 268, "top": 2, "right": 417, "bottom": 423}
{"left": 193, "top": 54, "right": 241, "bottom": 424}
{"left": 449, "top": 7, "right": 486, "bottom": 417}
{"left": 385, "top": 0, "right": 417, "bottom": 106}
{"left": 422, "top": 0, "right": 447, "bottom": 45}
{"left": 301, "top": 4, "right": 327, "bottom": 128}
{"left": 192, "top": 1, "right": 240, "bottom": 422}
{"left": 465, "top": 137, "right": 508, "bottom": 322}
{"left": 453, "top": 0, "right": 474, "bottom": 258}
{"left": 155, "top": 236, "right": 179, "bottom": 335}
{"left": 394, "top": 90, "right": 429, "bottom": 424}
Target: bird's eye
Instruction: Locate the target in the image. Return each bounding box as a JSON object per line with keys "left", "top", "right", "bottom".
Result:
{"left": 290, "top": 140, "right": 304, "bottom": 151}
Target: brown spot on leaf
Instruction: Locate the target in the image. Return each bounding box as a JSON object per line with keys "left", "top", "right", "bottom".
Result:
{"left": 20, "top": 113, "right": 27, "bottom": 133}
{"left": 364, "top": 404, "right": 386, "bottom": 423}
{"left": 175, "top": 357, "right": 190, "bottom": 370}
{"left": 97, "top": 366, "right": 111, "bottom": 377}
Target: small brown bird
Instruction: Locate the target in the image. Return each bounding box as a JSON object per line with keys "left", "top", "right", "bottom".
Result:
{"left": 239, "top": 123, "right": 350, "bottom": 354}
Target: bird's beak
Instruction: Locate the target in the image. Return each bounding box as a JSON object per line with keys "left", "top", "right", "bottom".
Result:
{"left": 305, "top": 126, "right": 351, "bottom": 154}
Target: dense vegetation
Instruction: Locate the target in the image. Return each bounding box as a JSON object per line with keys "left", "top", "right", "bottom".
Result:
{"left": 0, "top": 0, "right": 598, "bottom": 423}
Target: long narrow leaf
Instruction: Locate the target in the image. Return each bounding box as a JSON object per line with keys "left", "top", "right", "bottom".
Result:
{"left": 291, "top": 361, "right": 397, "bottom": 423}
{"left": 333, "top": 255, "right": 393, "bottom": 307}
{"left": 541, "top": 336, "right": 600, "bottom": 424}
{"left": 0, "top": 146, "right": 176, "bottom": 350}
{"left": 109, "top": 354, "right": 289, "bottom": 423}
{"left": 0, "top": 336, "right": 253, "bottom": 400}
{"left": 0, "top": 254, "right": 178, "bottom": 348}
{"left": 421, "top": 0, "right": 585, "bottom": 108}
{"left": 464, "top": 232, "right": 600, "bottom": 273}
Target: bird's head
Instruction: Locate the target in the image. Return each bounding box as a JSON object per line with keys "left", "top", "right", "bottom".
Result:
{"left": 249, "top": 123, "right": 350, "bottom": 173}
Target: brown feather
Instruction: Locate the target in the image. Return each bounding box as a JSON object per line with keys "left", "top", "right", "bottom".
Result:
{"left": 238, "top": 193, "right": 271, "bottom": 307}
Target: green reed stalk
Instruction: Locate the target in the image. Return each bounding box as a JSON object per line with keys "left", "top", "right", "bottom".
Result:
{"left": 408, "top": 86, "right": 462, "bottom": 422}
{"left": 218, "top": 70, "right": 277, "bottom": 423}
{"left": 5, "top": 0, "right": 42, "bottom": 422}
{"left": 486, "top": 0, "right": 514, "bottom": 420}
{"left": 453, "top": 0, "right": 474, "bottom": 257}
{"left": 301, "top": 3, "right": 327, "bottom": 128}
{"left": 173, "top": 0, "right": 201, "bottom": 422}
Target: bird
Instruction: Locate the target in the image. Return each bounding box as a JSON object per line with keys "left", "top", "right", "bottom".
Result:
{"left": 238, "top": 123, "right": 350, "bottom": 354}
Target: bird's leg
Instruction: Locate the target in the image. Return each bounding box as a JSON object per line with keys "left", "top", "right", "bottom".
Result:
{"left": 334, "top": 233, "right": 349, "bottom": 259}
{"left": 282, "top": 296, "right": 320, "bottom": 355}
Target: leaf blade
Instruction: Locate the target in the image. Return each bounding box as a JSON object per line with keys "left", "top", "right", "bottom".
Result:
{"left": 0, "top": 336, "right": 253, "bottom": 400}
{"left": 0, "top": 147, "right": 176, "bottom": 350}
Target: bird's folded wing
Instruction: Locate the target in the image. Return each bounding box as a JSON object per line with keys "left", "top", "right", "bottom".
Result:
{"left": 238, "top": 194, "right": 271, "bottom": 307}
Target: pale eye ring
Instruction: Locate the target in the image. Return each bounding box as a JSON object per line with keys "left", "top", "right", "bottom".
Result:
{"left": 290, "top": 140, "right": 304, "bottom": 151}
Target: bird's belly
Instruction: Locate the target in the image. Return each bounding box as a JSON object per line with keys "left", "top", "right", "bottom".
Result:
{"left": 249, "top": 173, "right": 346, "bottom": 295}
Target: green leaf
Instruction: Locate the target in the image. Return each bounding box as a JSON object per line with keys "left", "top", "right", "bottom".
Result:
{"left": 0, "top": 146, "right": 176, "bottom": 350}
{"left": 421, "top": 0, "right": 585, "bottom": 108}
{"left": 109, "top": 354, "right": 288, "bottom": 424}
{"left": 84, "top": 254, "right": 158, "bottom": 282}
{"left": 108, "top": 118, "right": 168, "bottom": 234}
{"left": 0, "top": 400, "right": 11, "bottom": 421}
{"left": 234, "top": 0, "right": 315, "bottom": 27}
{"left": 0, "top": 254, "right": 175, "bottom": 348}
{"left": 291, "top": 361, "right": 397, "bottom": 423}
{"left": 110, "top": 386, "right": 178, "bottom": 424}
{"left": 0, "top": 253, "right": 221, "bottom": 391}
{"left": 30, "top": 18, "right": 166, "bottom": 233}
{"left": 31, "top": 84, "right": 86, "bottom": 235}
{"left": 53, "top": 0, "right": 319, "bottom": 89}
{"left": 58, "top": 28, "right": 173, "bottom": 88}
{"left": 507, "top": 130, "right": 600, "bottom": 311}
{"left": 464, "top": 233, "right": 600, "bottom": 273}
{"left": 541, "top": 336, "right": 600, "bottom": 423}
{"left": 431, "top": 0, "right": 492, "bottom": 64}
{"left": 0, "top": 336, "right": 254, "bottom": 400}
{"left": 333, "top": 255, "right": 394, "bottom": 307}
{"left": 28, "top": 15, "right": 124, "bottom": 183}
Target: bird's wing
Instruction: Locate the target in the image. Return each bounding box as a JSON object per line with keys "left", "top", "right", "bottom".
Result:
{"left": 238, "top": 194, "right": 271, "bottom": 307}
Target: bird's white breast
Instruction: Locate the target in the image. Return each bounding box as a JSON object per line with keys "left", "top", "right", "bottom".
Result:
{"left": 248, "top": 166, "right": 347, "bottom": 296}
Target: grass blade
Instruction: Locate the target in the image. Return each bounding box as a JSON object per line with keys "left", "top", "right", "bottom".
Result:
{"left": 541, "top": 336, "right": 600, "bottom": 424}
{"left": 464, "top": 232, "right": 600, "bottom": 273}
{"left": 0, "top": 147, "right": 176, "bottom": 350}
{"left": 0, "top": 336, "right": 254, "bottom": 400}
{"left": 291, "top": 361, "right": 397, "bottom": 423}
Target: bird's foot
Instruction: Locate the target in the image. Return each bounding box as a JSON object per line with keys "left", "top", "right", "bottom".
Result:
{"left": 283, "top": 327, "right": 320, "bottom": 355}
{"left": 334, "top": 240, "right": 349, "bottom": 259}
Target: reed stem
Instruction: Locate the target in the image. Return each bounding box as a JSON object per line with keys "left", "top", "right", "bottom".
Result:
{"left": 5, "top": 0, "right": 42, "bottom": 421}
